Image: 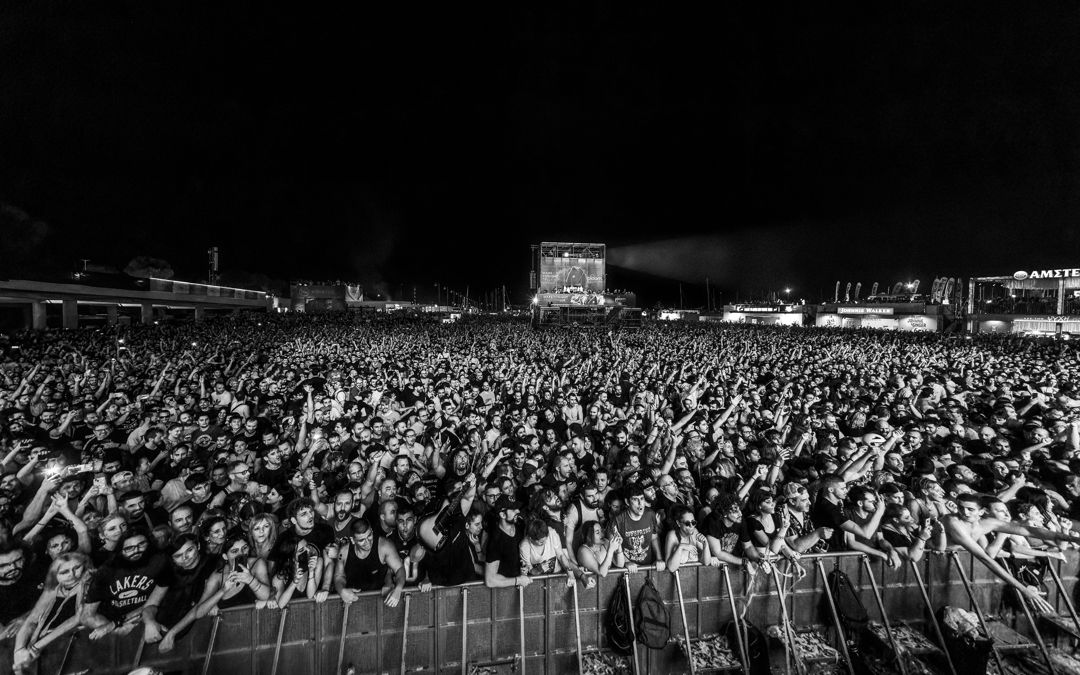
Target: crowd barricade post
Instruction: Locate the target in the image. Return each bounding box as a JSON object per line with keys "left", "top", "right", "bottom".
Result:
{"left": 202, "top": 613, "right": 222, "bottom": 675}
{"left": 946, "top": 550, "right": 1006, "bottom": 674}
{"left": 722, "top": 564, "right": 750, "bottom": 673}
{"left": 4, "top": 549, "right": 1080, "bottom": 674}
{"left": 859, "top": 555, "right": 907, "bottom": 675}
{"left": 908, "top": 557, "right": 958, "bottom": 675}
{"left": 1045, "top": 557, "right": 1080, "bottom": 638}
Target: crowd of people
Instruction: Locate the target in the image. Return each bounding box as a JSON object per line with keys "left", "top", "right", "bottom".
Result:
{"left": 2, "top": 314, "right": 1080, "bottom": 671}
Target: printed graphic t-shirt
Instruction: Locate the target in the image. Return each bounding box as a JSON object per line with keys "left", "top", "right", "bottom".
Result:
{"left": 611, "top": 509, "right": 659, "bottom": 565}
{"left": 87, "top": 553, "right": 175, "bottom": 622}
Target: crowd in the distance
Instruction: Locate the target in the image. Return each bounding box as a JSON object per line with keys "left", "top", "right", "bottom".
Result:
{"left": 2, "top": 314, "right": 1080, "bottom": 670}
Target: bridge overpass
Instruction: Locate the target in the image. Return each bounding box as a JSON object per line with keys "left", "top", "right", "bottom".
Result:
{"left": 0, "top": 277, "right": 269, "bottom": 330}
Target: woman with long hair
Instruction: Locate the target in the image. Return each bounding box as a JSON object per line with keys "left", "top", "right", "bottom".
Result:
{"left": 744, "top": 488, "right": 793, "bottom": 561}
{"left": 91, "top": 514, "right": 127, "bottom": 565}
{"left": 576, "top": 520, "right": 619, "bottom": 577}
{"left": 270, "top": 536, "right": 326, "bottom": 607}
{"left": 246, "top": 513, "right": 279, "bottom": 572}
{"left": 12, "top": 552, "right": 92, "bottom": 672}
{"left": 192, "top": 530, "right": 272, "bottom": 619}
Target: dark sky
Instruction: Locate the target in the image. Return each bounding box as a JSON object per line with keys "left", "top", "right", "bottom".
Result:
{"left": 2, "top": 2, "right": 1079, "bottom": 305}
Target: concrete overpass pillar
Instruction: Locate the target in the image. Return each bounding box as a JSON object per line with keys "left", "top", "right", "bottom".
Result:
{"left": 193, "top": 307, "right": 206, "bottom": 322}
{"left": 62, "top": 299, "right": 79, "bottom": 330}
{"left": 140, "top": 302, "right": 154, "bottom": 325}
{"left": 106, "top": 305, "right": 119, "bottom": 326}
{"left": 30, "top": 301, "right": 47, "bottom": 330}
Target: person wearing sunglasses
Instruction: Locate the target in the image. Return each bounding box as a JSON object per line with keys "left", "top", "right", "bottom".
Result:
{"left": 664, "top": 505, "right": 716, "bottom": 572}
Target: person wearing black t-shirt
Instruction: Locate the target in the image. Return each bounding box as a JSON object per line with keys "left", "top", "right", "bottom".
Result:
{"left": 143, "top": 534, "right": 215, "bottom": 653}
{"left": 0, "top": 542, "right": 47, "bottom": 637}
{"left": 484, "top": 496, "right": 530, "bottom": 588}
{"left": 82, "top": 530, "right": 174, "bottom": 639}
{"left": 276, "top": 499, "right": 335, "bottom": 558}
{"left": 810, "top": 474, "right": 887, "bottom": 553}
{"left": 702, "top": 493, "right": 753, "bottom": 566}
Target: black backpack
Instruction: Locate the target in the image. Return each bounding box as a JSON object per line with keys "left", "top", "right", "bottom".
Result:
{"left": 634, "top": 576, "right": 672, "bottom": 649}
{"left": 607, "top": 579, "right": 635, "bottom": 654}
{"left": 725, "top": 621, "right": 772, "bottom": 675}
{"left": 826, "top": 569, "right": 869, "bottom": 635}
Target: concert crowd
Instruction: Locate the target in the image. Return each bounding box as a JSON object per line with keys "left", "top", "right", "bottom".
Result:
{"left": 2, "top": 314, "right": 1080, "bottom": 670}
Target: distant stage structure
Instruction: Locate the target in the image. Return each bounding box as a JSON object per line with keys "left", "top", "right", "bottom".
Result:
{"left": 529, "top": 242, "right": 641, "bottom": 327}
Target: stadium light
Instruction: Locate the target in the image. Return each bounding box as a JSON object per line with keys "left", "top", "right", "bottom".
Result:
{"left": 531, "top": 296, "right": 539, "bottom": 305}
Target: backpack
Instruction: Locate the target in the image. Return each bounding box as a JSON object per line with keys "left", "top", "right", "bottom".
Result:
{"left": 634, "top": 576, "right": 672, "bottom": 649}
{"left": 826, "top": 569, "right": 869, "bottom": 636}
{"left": 725, "top": 621, "right": 772, "bottom": 675}
{"left": 607, "top": 578, "right": 635, "bottom": 654}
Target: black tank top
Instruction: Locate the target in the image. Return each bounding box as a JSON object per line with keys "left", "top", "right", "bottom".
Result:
{"left": 343, "top": 541, "right": 389, "bottom": 591}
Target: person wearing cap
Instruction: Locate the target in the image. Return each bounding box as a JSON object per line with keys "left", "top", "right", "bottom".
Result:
{"left": 483, "top": 495, "right": 530, "bottom": 589}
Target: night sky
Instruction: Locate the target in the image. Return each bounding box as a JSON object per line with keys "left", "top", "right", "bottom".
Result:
{"left": 2, "top": 3, "right": 1079, "bottom": 306}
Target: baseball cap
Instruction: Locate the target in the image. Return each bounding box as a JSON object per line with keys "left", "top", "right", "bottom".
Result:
{"left": 493, "top": 495, "right": 521, "bottom": 513}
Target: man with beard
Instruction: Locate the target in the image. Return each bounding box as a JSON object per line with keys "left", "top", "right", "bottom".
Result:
{"left": 388, "top": 501, "right": 429, "bottom": 589}
{"left": 483, "top": 495, "right": 530, "bottom": 589}
{"left": 366, "top": 498, "right": 399, "bottom": 539}
{"left": 702, "top": 493, "right": 755, "bottom": 566}
{"left": 0, "top": 542, "right": 46, "bottom": 639}
{"left": 610, "top": 485, "right": 664, "bottom": 572}
{"left": 82, "top": 529, "right": 174, "bottom": 639}
{"left": 327, "top": 489, "right": 362, "bottom": 545}
{"left": 141, "top": 534, "right": 215, "bottom": 652}
{"left": 541, "top": 452, "right": 577, "bottom": 494}
{"left": 563, "top": 480, "right": 604, "bottom": 563}
{"left": 118, "top": 490, "right": 169, "bottom": 529}
{"left": 438, "top": 447, "right": 474, "bottom": 496}
{"left": 811, "top": 474, "right": 886, "bottom": 552}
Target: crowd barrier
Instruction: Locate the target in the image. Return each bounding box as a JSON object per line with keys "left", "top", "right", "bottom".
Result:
{"left": 3, "top": 549, "right": 1078, "bottom": 674}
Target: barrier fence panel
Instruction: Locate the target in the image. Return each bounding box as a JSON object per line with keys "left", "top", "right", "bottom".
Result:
{"left": 2, "top": 549, "right": 1076, "bottom": 674}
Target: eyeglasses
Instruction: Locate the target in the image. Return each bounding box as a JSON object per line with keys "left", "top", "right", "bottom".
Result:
{"left": 680, "top": 520, "right": 697, "bottom": 527}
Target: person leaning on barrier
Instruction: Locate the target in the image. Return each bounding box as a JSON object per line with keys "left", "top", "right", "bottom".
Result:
{"left": 702, "top": 492, "right": 755, "bottom": 567}
{"left": 12, "top": 551, "right": 91, "bottom": 672}
{"left": 142, "top": 534, "right": 214, "bottom": 653}
{"left": 184, "top": 530, "right": 273, "bottom": 625}
{"left": 610, "top": 484, "right": 665, "bottom": 573}
{"left": 941, "top": 492, "right": 1080, "bottom": 614}
{"left": 484, "top": 495, "right": 530, "bottom": 588}
{"left": 779, "top": 482, "right": 831, "bottom": 554}
{"left": 843, "top": 486, "right": 901, "bottom": 568}
{"left": 81, "top": 529, "right": 173, "bottom": 640}
{"left": 810, "top": 474, "right": 888, "bottom": 558}
{"left": 576, "top": 520, "right": 619, "bottom": 577}
{"left": 664, "top": 504, "right": 716, "bottom": 572}
{"left": 334, "top": 518, "right": 406, "bottom": 607}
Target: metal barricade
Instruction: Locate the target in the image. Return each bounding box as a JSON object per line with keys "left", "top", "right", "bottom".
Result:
{"left": 0, "top": 549, "right": 1074, "bottom": 674}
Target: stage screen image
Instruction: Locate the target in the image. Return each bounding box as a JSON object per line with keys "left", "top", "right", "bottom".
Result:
{"left": 538, "top": 242, "right": 606, "bottom": 292}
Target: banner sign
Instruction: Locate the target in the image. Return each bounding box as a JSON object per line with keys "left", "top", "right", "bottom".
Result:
{"left": 837, "top": 306, "right": 894, "bottom": 315}
{"left": 1014, "top": 268, "right": 1080, "bottom": 280}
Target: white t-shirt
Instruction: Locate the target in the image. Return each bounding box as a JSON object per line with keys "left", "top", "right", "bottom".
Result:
{"left": 519, "top": 529, "right": 564, "bottom": 575}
